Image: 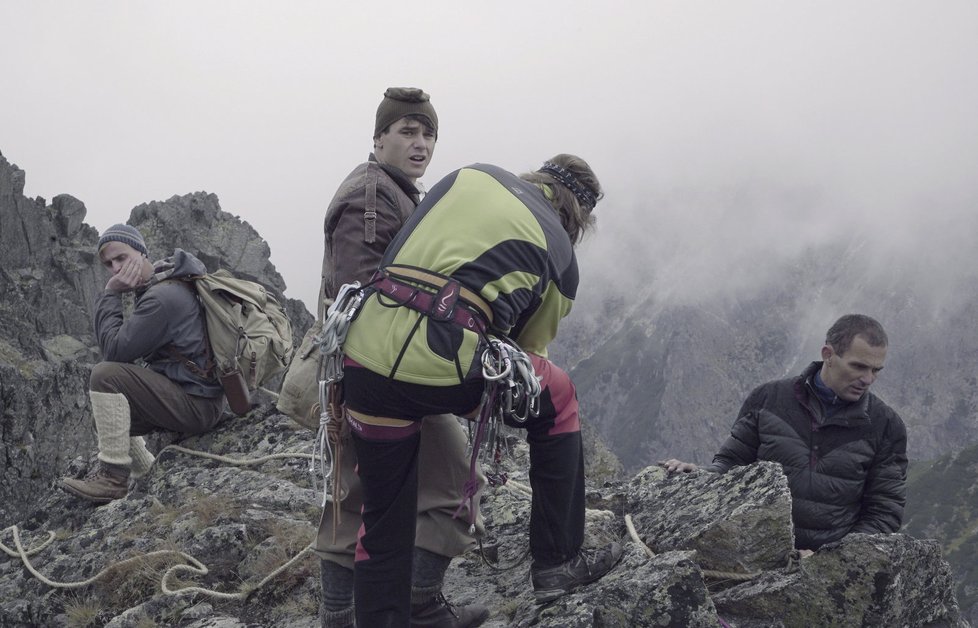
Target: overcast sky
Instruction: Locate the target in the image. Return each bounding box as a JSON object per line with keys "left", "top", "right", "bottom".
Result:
{"left": 3, "top": 1, "right": 977, "bottom": 310}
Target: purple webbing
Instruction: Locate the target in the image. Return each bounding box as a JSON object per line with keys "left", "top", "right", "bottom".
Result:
{"left": 453, "top": 385, "right": 498, "bottom": 525}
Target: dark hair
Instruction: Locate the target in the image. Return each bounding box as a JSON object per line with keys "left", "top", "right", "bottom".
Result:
{"left": 825, "top": 314, "right": 888, "bottom": 355}
{"left": 520, "top": 153, "right": 603, "bottom": 245}
{"left": 373, "top": 113, "right": 437, "bottom": 141}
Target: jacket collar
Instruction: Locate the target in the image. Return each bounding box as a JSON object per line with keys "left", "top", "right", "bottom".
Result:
{"left": 796, "top": 361, "right": 872, "bottom": 427}
{"left": 368, "top": 153, "right": 421, "bottom": 203}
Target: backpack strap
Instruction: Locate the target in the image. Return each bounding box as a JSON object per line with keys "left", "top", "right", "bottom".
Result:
{"left": 363, "top": 162, "right": 378, "bottom": 244}
{"left": 316, "top": 210, "right": 333, "bottom": 320}
{"left": 162, "top": 344, "right": 214, "bottom": 380}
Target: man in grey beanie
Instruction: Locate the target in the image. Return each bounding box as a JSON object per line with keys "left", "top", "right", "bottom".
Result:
{"left": 301, "top": 88, "right": 487, "bottom": 627}
{"left": 61, "top": 224, "right": 225, "bottom": 503}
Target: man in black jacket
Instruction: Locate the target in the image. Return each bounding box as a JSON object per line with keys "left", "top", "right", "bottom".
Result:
{"left": 661, "top": 314, "right": 908, "bottom": 554}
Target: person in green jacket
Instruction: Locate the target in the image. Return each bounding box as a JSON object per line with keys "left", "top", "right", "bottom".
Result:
{"left": 340, "top": 155, "right": 622, "bottom": 626}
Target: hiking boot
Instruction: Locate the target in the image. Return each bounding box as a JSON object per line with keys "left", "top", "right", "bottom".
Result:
{"left": 530, "top": 541, "right": 624, "bottom": 603}
{"left": 320, "top": 605, "right": 354, "bottom": 628}
{"left": 410, "top": 593, "right": 489, "bottom": 627}
{"left": 61, "top": 462, "right": 129, "bottom": 504}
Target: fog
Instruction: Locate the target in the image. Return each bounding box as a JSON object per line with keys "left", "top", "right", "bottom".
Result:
{"left": 2, "top": 1, "right": 976, "bottom": 311}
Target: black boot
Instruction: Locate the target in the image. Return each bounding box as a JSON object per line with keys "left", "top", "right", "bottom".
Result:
{"left": 531, "top": 541, "right": 623, "bottom": 603}
{"left": 410, "top": 593, "right": 488, "bottom": 628}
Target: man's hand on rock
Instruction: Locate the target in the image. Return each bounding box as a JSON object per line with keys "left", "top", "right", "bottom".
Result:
{"left": 658, "top": 458, "right": 698, "bottom": 474}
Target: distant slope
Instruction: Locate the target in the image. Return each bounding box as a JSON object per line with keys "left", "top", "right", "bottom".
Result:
{"left": 903, "top": 442, "right": 978, "bottom": 626}
{"left": 564, "top": 239, "right": 978, "bottom": 472}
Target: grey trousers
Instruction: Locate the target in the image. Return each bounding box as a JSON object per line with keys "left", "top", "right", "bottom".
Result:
{"left": 90, "top": 362, "right": 225, "bottom": 436}
{"left": 314, "top": 413, "right": 485, "bottom": 569}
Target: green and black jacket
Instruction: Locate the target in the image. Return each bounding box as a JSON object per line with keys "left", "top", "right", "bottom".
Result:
{"left": 343, "top": 164, "right": 578, "bottom": 386}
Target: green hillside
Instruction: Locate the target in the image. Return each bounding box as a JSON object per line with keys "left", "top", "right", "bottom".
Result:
{"left": 903, "top": 442, "right": 978, "bottom": 622}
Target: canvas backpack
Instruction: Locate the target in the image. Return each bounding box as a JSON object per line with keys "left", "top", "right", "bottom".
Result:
{"left": 174, "top": 270, "right": 295, "bottom": 415}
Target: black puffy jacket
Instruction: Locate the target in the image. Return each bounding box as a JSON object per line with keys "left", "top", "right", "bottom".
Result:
{"left": 706, "top": 361, "right": 908, "bottom": 550}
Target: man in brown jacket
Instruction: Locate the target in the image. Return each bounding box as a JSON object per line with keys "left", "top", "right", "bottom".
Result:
{"left": 314, "top": 88, "right": 488, "bottom": 628}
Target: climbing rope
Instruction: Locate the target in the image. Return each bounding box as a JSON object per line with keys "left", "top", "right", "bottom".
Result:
{"left": 0, "top": 444, "right": 325, "bottom": 602}
{"left": 1, "top": 523, "right": 314, "bottom": 600}
{"left": 624, "top": 514, "right": 656, "bottom": 559}
{"left": 475, "top": 479, "right": 534, "bottom": 571}
{"left": 160, "top": 444, "right": 316, "bottom": 467}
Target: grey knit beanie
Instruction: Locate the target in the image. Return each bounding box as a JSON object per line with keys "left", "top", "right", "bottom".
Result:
{"left": 97, "top": 223, "right": 148, "bottom": 256}
{"left": 374, "top": 87, "right": 438, "bottom": 138}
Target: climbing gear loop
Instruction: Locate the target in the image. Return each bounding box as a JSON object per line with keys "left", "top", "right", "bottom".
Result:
{"left": 481, "top": 338, "right": 541, "bottom": 425}
{"left": 454, "top": 338, "right": 542, "bottom": 530}
{"left": 308, "top": 281, "right": 362, "bottom": 507}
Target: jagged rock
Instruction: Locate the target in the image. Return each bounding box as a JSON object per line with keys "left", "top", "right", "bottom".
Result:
{"left": 130, "top": 192, "right": 285, "bottom": 294}
{"left": 626, "top": 462, "right": 794, "bottom": 574}
{"left": 713, "top": 534, "right": 966, "bottom": 627}
{"left": 40, "top": 334, "right": 96, "bottom": 363}
{"left": 0, "top": 153, "right": 102, "bottom": 360}
{"left": 0, "top": 361, "right": 96, "bottom": 529}
{"left": 51, "top": 194, "right": 88, "bottom": 240}
{"left": 0, "top": 407, "right": 321, "bottom": 627}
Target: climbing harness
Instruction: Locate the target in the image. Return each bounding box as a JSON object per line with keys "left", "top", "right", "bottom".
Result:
{"left": 370, "top": 265, "right": 493, "bottom": 336}
{"left": 364, "top": 264, "right": 541, "bottom": 533}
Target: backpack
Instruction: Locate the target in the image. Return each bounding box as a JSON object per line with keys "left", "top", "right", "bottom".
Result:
{"left": 177, "top": 270, "right": 295, "bottom": 415}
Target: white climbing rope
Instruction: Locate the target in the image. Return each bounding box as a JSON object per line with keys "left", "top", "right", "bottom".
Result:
{"left": 160, "top": 444, "right": 316, "bottom": 466}
{"left": 624, "top": 514, "right": 656, "bottom": 558}
{"left": 0, "top": 444, "right": 325, "bottom": 601}
{"left": 1, "top": 523, "right": 316, "bottom": 599}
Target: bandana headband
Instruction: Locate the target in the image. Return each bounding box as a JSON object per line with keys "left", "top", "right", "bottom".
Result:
{"left": 538, "top": 161, "right": 599, "bottom": 212}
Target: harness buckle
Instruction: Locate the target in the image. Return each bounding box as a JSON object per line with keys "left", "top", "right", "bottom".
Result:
{"left": 429, "top": 280, "right": 461, "bottom": 322}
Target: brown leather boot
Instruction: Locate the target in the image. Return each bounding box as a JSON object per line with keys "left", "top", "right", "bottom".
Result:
{"left": 61, "top": 462, "right": 129, "bottom": 504}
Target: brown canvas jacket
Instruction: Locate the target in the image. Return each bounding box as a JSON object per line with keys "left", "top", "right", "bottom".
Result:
{"left": 319, "top": 155, "right": 420, "bottom": 313}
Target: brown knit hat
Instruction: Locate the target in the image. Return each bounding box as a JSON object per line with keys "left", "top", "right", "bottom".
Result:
{"left": 374, "top": 87, "right": 438, "bottom": 138}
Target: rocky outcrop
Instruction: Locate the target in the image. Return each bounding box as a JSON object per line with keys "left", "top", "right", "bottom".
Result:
{"left": 0, "top": 153, "right": 105, "bottom": 529}
{"left": 129, "top": 192, "right": 285, "bottom": 295}
{"left": 0, "top": 406, "right": 964, "bottom": 626}
{"left": 0, "top": 360, "right": 96, "bottom": 530}
{"left": 0, "top": 153, "right": 103, "bottom": 361}
{"left": 626, "top": 463, "right": 794, "bottom": 574}
{"left": 713, "top": 534, "right": 962, "bottom": 628}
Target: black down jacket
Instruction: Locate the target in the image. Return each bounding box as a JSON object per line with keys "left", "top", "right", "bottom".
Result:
{"left": 706, "top": 361, "right": 908, "bottom": 550}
